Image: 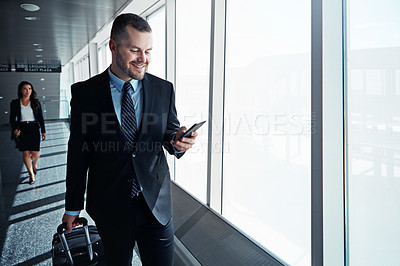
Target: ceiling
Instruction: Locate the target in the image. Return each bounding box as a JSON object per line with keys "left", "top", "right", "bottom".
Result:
{"left": 0, "top": 0, "right": 131, "bottom": 67}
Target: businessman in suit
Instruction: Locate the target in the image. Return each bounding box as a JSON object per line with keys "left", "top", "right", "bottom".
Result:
{"left": 62, "top": 13, "right": 197, "bottom": 265}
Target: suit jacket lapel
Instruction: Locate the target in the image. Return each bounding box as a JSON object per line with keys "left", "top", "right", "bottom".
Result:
{"left": 97, "top": 70, "right": 115, "bottom": 114}
{"left": 97, "top": 70, "right": 126, "bottom": 145}
{"left": 137, "top": 73, "right": 154, "bottom": 141}
{"left": 17, "top": 101, "right": 21, "bottom": 121}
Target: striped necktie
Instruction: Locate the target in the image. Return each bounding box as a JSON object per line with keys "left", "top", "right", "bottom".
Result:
{"left": 121, "top": 81, "right": 140, "bottom": 197}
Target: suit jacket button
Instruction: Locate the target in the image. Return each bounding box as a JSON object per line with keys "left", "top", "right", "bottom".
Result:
{"left": 132, "top": 153, "right": 136, "bottom": 158}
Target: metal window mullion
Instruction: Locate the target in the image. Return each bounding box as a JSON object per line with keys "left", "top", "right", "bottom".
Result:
{"left": 342, "top": 0, "right": 350, "bottom": 264}
{"left": 311, "top": 0, "right": 323, "bottom": 265}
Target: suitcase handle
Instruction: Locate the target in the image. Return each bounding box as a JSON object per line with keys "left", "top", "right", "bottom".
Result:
{"left": 57, "top": 217, "right": 94, "bottom": 265}
{"left": 57, "top": 217, "right": 88, "bottom": 234}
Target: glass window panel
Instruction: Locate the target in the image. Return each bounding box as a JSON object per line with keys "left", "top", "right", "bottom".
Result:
{"left": 347, "top": 0, "right": 400, "bottom": 265}
{"left": 147, "top": 7, "right": 166, "bottom": 79}
{"left": 223, "top": 1, "right": 311, "bottom": 265}
{"left": 105, "top": 41, "right": 112, "bottom": 67}
{"left": 395, "top": 69, "right": 400, "bottom": 95}
{"left": 83, "top": 56, "right": 89, "bottom": 80}
{"left": 365, "top": 70, "right": 384, "bottom": 95}
{"left": 349, "top": 69, "right": 363, "bottom": 95}
{"left": 97, "top": 46, "right": 103, "bottom": 73}
{"left": 175, "top": 0, "right": 211, "bottom": 203}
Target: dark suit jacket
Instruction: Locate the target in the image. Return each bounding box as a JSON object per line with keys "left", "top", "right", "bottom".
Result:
{"left": 9, "top": 98, "right": 46, "bottom": 139}
{"left": 66, "top": 70, "right": 182, "bottom": 225}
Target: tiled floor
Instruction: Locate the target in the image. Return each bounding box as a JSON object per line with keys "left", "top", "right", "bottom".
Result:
{"left": 0, "top": 121, "right": 141, "bottom": 265}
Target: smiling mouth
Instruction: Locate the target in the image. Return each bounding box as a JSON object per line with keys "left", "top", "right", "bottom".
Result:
{"left": 131, "top": 63, "right": 146, "bottom": 70}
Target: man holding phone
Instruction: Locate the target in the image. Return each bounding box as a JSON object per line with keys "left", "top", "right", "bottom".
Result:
{"left": 62, "top": 13, "right": 198, "bottom": 265}
{"left": 174, "top": 121, "right": 205, "bottom": 144}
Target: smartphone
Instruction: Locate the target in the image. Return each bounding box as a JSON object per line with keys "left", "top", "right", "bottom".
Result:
{"left": 175, "top": 121, "right": 206, "bottom": 143}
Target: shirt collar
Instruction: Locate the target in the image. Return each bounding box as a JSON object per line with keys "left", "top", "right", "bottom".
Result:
{"left": 108, "top": 67, "right": 139, "bottom": 92}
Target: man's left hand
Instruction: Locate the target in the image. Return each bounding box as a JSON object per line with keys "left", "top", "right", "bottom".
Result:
{"left": 170, "top": 126, "right": 198, "bottom": 152}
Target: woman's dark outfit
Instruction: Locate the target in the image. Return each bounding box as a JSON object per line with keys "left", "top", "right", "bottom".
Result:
{"left": 10, "top": 99, "right": 46, "bottom": 151}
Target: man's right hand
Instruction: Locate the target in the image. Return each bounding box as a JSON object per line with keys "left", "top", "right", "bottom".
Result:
{"left": 62, "top": 213, "right": 80, "bottom": 233}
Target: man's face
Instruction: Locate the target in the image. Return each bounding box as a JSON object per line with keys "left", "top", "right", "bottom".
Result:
{"left": 110, "top": 26, "right": 152, "bottom": 81}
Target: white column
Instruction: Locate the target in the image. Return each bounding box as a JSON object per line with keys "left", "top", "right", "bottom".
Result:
{"left": 165, "top": 0, "right": 177, "bottom": 179}
{"left": 207, "top": 0, "right": 226, "bottom": 213}
{"left": 89, "top": 43, "right": 98, "bottom": 77}
{"left": 323, "top": 0, "right": 345, "bottom": 264}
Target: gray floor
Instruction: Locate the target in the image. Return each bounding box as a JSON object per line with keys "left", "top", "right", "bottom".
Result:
{"left": 0, "top": 121, "right": 141, "bottom": 265}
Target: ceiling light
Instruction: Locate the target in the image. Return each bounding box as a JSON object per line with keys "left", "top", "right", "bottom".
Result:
{"left": 35, "top": 48, "right": 43, "bottom": 52}
{"left": 25, "top": 16, "right": 40, "bottom": 21}
{"left": 42, "top": 88, "right": 45, "bottom": 90}
{"left": 33, "top": 43, "right": 41, "bottom": 46}
{"left": 36, "top": 55, "right": 43, "bottom": 57}
{"left": 0, "top": 96, "right": 3, "bottom": 99}
{"left": 37, "top": 60, "right": 43, "bottom": 63}
{"left": 4, "top": 111, "right": 8, "bottom": 114}
{"left": 40, "top": 78, "right": 44, "bottom": 81}
{"left": 20, "top": 3, "right": 40, "bottom": 12}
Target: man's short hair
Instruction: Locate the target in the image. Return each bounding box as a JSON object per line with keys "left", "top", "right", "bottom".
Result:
{"left": 111, "top": 13, "right": 152, "bottom": 42}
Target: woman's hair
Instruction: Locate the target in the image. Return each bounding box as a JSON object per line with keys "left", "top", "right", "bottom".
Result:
{"left": 18, "top": 81, "right": 40, "bottom": 110}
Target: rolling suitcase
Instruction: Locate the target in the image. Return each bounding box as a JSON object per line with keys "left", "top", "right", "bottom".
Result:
{"left": 52, "top": 217, "right": 105, "bottom": 265}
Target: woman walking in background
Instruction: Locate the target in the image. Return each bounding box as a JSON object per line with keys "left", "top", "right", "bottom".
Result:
{"left": 10, "top": 81, "right": 46, "bottom": 185}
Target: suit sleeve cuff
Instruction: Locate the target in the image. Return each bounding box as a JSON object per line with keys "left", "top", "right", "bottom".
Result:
{"left": 173, "top": 146, "right": 185, "bottom": 156}
{"left": 171, "top": 132, "right": 185, "bottom": 158}
{"left": 65, "top": 210, "right": 81, "bottom": 216}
